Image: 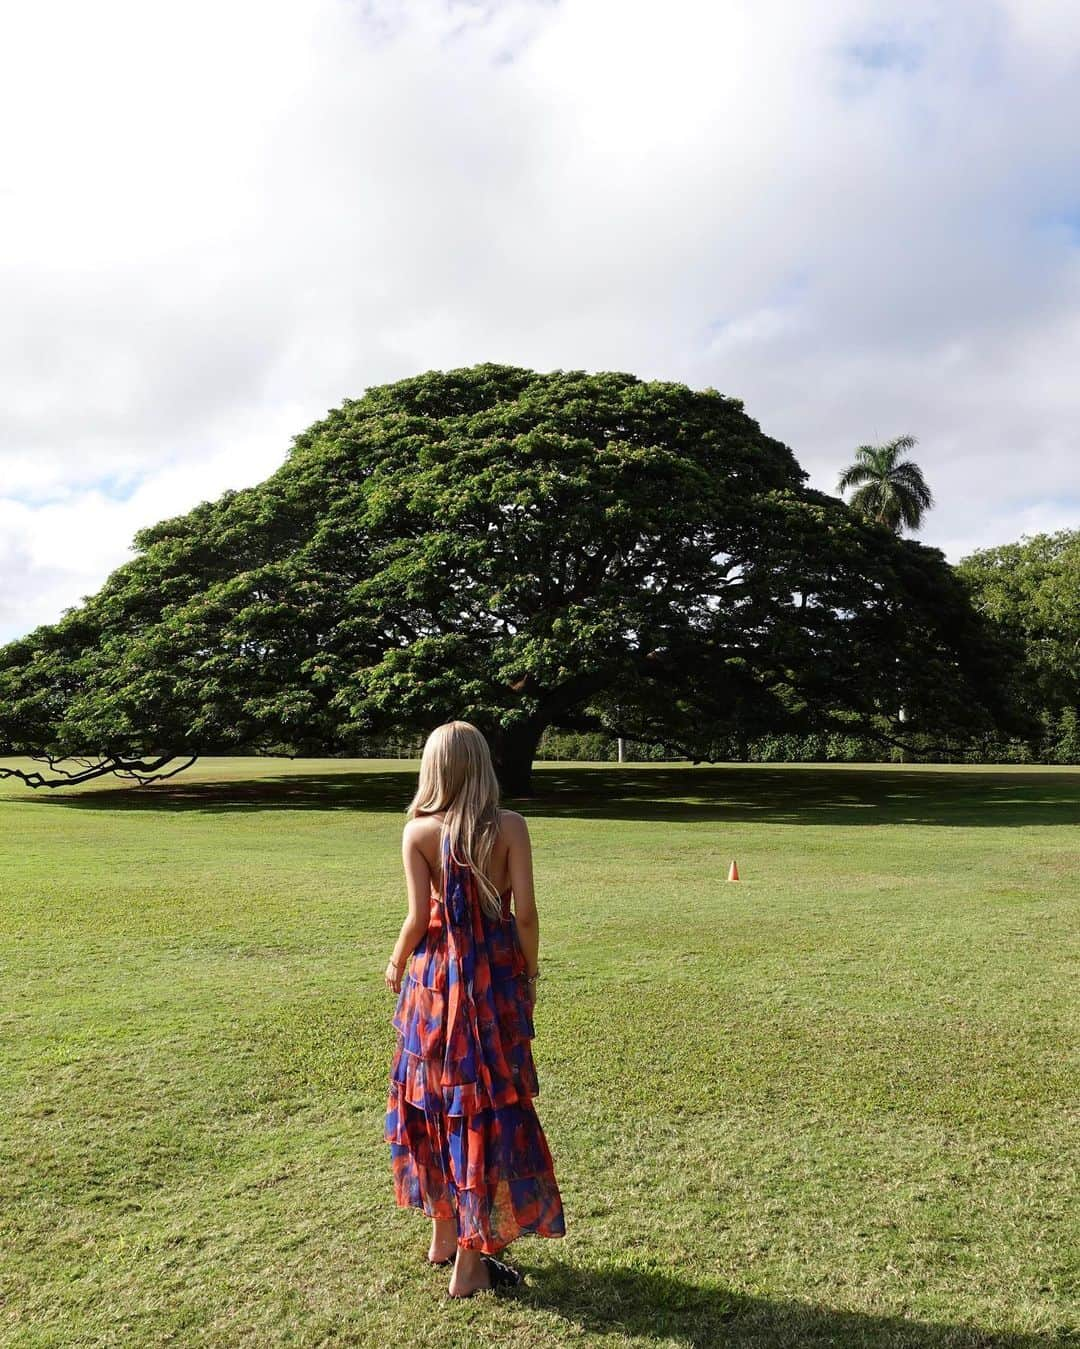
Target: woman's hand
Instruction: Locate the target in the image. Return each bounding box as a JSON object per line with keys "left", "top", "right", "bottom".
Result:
{"left": 385, "top": 959, "right": 403, "bottom": 993}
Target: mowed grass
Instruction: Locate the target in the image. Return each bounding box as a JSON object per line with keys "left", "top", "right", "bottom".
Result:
{"left": 0, "top": 758, "right": 1077, "bottom": 1348}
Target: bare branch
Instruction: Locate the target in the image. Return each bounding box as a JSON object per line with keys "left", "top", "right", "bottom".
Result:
{"left": 0, "top": 753, "right": 199, "bottom": 789}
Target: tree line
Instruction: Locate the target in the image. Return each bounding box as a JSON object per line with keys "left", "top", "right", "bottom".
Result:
{"left": 0, "top": 365, "right": 1073, "bottom": 793}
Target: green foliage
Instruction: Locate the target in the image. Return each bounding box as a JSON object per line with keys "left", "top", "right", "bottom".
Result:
{"left": 836, "top": 434, "right": 934, "bottom": 534}
{"left": 955, "top": 530, "right": 1080, "bottom": 764}
{"left": 536, "top": 729, "right": 620, "bottom": 761}
{"left": 0, "top": 365, "right": 1018, "bottom": 790}
{"left": 540, "top": 729, "right": 886, "bottom": 763}
{"left": 535, "top": 729, "right": 673, "bottom": 761}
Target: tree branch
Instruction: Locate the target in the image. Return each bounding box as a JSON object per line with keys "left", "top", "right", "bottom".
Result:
{"left": 0, "top": 752, "right": 200, "bottom": 789}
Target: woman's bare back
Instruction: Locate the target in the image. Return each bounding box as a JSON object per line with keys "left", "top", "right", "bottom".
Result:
{"left": 409, "top": 807, "right": 520, "bottom": 897}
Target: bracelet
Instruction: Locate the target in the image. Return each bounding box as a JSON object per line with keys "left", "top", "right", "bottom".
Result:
{"left": 387, "top": 958, "right": 402, "bottom": 972}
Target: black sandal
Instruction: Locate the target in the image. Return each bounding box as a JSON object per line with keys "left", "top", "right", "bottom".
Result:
{"left": 425, "top": 1255, "right": 454, "bottom": 1268}
{"left": 481, "top": 1255, "right": 523, "bottom": 1289}
{"left": 444, "top": 1253, "right": 524, "bottom": 1298}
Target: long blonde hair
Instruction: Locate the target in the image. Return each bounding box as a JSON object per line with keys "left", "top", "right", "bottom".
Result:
{"left": 406, "top": 720, "right": 504, "bottom": 918}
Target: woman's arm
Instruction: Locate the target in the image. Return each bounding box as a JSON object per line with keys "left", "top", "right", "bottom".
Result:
{"left": 384, "top": 820, "right": 433, "bottom": 993}
{"left": 505, "top": 812, "right": 540, "bottom": 980}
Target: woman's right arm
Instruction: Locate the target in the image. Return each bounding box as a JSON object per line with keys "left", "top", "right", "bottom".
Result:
{"left": 384, "top": 819, "right": 432, "bottom": 992}
{"left": 505, "top": 812, "right": 540, "bottom": 979}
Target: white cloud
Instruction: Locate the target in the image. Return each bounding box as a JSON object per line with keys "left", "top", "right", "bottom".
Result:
{"left": 2, "top": 0, "right": 1079, "bottom": 643}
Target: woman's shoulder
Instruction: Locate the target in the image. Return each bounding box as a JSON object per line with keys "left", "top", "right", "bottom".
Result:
{"left": 403, "top": 812, "right": 444, "bottom": 841}
{"left": 406, "top": 808, "right": 526, "bottom": 838}
{"left": 497, "top": 808, "right": 529, "bottom": 837}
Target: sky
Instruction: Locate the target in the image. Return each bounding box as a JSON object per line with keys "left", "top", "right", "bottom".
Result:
{"left": 3, "top": 0, "right": 1079, "bottom": 645}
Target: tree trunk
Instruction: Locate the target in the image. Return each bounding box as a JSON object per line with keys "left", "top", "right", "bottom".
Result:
{"left": 490, "top": 717, "right": 546, "bottom": 797}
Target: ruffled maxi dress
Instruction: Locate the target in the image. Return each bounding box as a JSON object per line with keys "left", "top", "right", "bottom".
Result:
{"left": 384, "top": 833, "right": 566, "bottom": 1253}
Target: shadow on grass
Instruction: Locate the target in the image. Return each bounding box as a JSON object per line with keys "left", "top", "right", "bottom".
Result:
{"left": 520, "top": 1260, "right": 1068, "bottom": 1347}
{"left": 9, "top": 763, "right": 1079, "bottom": 828}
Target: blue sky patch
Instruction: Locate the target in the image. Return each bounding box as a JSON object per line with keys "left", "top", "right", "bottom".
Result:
{"left": 845, "top": 38, "right": 924, "bottom": 74}
{"left": 8, "top": 471, "right": 145, "bottom": 509}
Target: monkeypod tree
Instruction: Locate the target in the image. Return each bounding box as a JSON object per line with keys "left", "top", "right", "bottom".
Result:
{"left": 0, "top": 364, "right": 1019, "bottom": 795}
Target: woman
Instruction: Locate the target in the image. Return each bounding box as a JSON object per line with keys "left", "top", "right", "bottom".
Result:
{"left": 383, "top": 720, "right": 565, "bottom": 1298}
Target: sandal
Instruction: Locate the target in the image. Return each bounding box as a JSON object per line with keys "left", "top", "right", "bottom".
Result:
{"left": 481, "top": 1255, "right": 523, "bottom": 1289}
{"left": 446, "top": 1254, "right": 523, "bottom": 1299}
{"left": 425, "top": 1254, "right": 455, "bottom": 1268}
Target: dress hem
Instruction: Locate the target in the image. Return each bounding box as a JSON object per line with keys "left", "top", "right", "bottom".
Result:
{"left": 390, "top": 1192, "right": 567, "bottom": 1253}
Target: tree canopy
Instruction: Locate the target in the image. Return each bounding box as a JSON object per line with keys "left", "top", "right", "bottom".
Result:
{"left": 955, "top": 529, "right": 1080, "bottom": 760}
{"left": 0, "top": 364, "right": 1020, "bottom": 792}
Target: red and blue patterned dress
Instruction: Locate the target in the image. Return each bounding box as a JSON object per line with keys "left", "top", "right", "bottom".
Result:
{"left": 384, "top": 832, "right": 566, "bottom": 1253}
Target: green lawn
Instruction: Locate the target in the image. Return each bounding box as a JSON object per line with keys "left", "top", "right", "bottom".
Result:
{"left": 0, "top": 758, "right": 1077, "bottom": 1347}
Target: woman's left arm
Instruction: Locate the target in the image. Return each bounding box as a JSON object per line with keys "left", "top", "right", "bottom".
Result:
{"left": 384, "top": 821, "right": 432, "bottom": 993}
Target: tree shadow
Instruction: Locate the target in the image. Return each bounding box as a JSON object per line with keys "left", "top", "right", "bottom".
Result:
{"left": 517, "top": 1260, "right": 1069, "bottom": 1347}
{"left": 7, "top": 762, "right": 1078, "bottom": 828}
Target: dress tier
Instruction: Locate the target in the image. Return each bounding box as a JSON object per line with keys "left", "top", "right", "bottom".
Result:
{"left": 384, "top": 832, "right": 565, "bottom": 1253}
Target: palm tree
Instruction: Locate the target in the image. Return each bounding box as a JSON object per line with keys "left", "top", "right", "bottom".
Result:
{"left": 836, "top": 434, "right": 934, "bottom": 534}
{"left": 838, "top": 434, "right": 934, "bottom": 759}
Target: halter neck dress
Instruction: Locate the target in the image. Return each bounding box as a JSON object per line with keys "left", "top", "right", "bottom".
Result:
{"left": 384, "top": 831, "right": 565, "bottom": 1253}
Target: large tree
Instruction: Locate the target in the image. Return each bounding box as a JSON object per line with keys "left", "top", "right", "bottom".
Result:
{"left": 0, "top": 365, "right": 1019, "bottom": 793}
{"left": 955, "top": 529, "right": 1080, "bottom": 759}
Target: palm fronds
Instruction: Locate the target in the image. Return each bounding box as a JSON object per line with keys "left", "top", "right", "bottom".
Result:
{"left": 836, "top": 435, "right": 933, "bottom": 534}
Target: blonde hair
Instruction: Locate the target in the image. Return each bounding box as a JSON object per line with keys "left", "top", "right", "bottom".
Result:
{"left": 406, "top": 720, "right": 504, "bottom": 918}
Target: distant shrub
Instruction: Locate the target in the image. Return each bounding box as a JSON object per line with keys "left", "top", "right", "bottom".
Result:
{"left": 535, "top": 725, "right": 1077, "bottom": 765}
{"left": 535, "top": 730, "right": 671, "bottom": 762}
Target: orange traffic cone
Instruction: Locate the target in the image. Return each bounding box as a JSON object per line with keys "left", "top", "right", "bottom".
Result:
{"left": 727, "top": 859, "right": 740, "bottom": 882}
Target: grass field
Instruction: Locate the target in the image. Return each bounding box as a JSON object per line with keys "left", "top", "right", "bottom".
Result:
{"left": 0, "top": 757, "right": 1077, "bottom": 1348}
